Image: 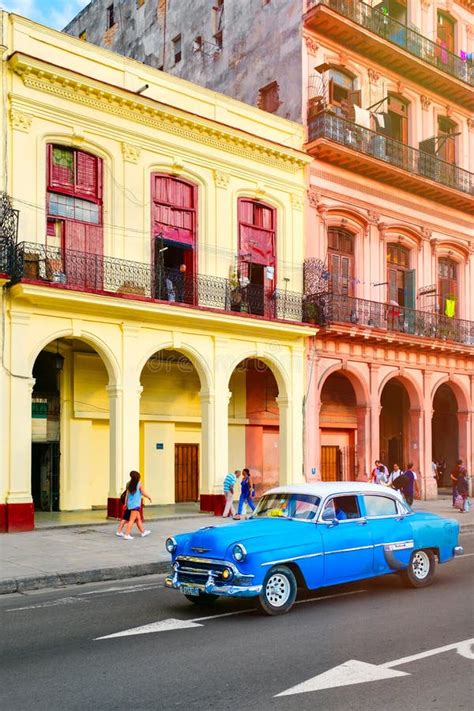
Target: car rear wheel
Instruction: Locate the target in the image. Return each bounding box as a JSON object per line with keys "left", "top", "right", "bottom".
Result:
{"left": 257, "top": 565, "right": 297, "bottom": 616}
{"left": 184, "top": 592, "right": 219, "bottom": 605}
{"left": 400, "top": 549, "right": 436, "bottom": 588}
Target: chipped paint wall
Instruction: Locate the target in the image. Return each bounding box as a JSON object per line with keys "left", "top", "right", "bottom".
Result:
{"left": 64, "top": 0, "right": 303, "bottom": 122}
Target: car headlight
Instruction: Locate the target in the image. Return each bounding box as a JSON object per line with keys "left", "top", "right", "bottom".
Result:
{"left": 221, "top": 567, "right": 234, "bottom": 581}
{"left": 165, "top": 537, "right": 177, "bottom": 554}
{"left": 232, "top": 543, "right": 247, "bottom": 562}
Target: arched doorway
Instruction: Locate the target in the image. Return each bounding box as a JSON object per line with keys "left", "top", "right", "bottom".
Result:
{"left": 31, "top": 338, "right": 110, "bottom": 516}
{"left": 228, "top": 359, "right": 280, "bottom": 495}
{"left": 379, "top": 379, "right": 411, "bottom": 470}
{"left": 432, "top": 384, "right": 459, "bottom": 487}
{"left": 140, "top": 350, "right": 202, "bottom": 504}
{"left": 319, "top": 372, "right": 357, "bottom": 481}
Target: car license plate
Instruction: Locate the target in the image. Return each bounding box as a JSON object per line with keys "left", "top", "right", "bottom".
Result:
{"left": 180, "top": 585, "right": 200, "bottom": 596}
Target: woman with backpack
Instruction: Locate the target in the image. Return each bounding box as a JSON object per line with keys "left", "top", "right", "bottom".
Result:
{"left": 116, "top": 471, "right": 152, "bottom": 540}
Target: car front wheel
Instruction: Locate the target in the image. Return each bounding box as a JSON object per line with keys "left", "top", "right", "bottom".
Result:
{"left": 257, "top": 565, "right": 297, "bottom": 615}
{"left": 400, "top": 549, "right": 437, "bottom": 588}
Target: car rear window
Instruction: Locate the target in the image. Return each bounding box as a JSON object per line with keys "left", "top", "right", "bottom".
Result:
{"left": 364, "top": 495, "right": 398, "bottom": 517}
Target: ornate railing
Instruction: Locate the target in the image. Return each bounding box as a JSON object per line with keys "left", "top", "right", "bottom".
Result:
{"left": 308, "top": 111, "right": 474, "bottom": 196}
{"left": 0, "top": 240, "right": 13, "bottom": 274}
{"left": 306, "top": 0, "right": 474, "bottom": 87}
{"left": 305, "top": 292, "right": 474, "bottom": 346}
{"left": 10, "top": 242, "right": 305, "bottom": 323}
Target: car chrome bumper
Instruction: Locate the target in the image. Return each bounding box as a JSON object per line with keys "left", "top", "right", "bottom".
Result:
{"left": 164, "top": 573, "right": 262, "bottom": 598}
{"left": 454, "top": 545, "right": 464, "bottom": 556}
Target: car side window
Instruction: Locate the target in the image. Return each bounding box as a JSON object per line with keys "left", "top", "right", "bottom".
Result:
{"left": 323, "top": 495, "right": 361, "bottom": 521}
{"left": 364, "top": 495, "right": 398, "bottom": 518}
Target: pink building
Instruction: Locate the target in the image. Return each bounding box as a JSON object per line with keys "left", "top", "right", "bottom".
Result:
{"left": 303, "top": 0, "right": 473, "bottom": 497}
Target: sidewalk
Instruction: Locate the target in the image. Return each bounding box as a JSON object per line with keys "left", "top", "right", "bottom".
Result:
{"left": 0, "top": 496, "right": 471, "bottom": 595}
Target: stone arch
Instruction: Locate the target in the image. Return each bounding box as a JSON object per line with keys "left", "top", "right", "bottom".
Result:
{"left": 381, "top": 224, "right": 423, "bottom": 252}
{"left": 225, "top": 349, "right": 289, "bottom": 400}
{"left": 323, "top": 207, "right": 368, "bottom": 236}
{"left": 318, "top": 363, "right": 369, "bottom": 407}
{"left": 29, "top": 327, "right": 120, "bottom": 385}
{"left": 378, "top": 370, "right": 423, "bottom": 411}
{"left": 431, "top": 375, "right": 470, "bottom": 413}
{"left": 136, "top": 340, "right": 212, "bottom": 395}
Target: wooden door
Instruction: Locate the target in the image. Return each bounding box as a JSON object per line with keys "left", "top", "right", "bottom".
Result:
{"left": 320, "top": 446, "right": 340, "bottom": 482}
{"left": 174, "top": 444, "right": 199, "bottom": 502}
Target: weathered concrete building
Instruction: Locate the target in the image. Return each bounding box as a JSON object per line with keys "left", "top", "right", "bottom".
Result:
{"left": 65, "top": 1, "right": 474, "bottom": 495}
{"left": 64, "top": 0, "right": 303, "bottom": 122}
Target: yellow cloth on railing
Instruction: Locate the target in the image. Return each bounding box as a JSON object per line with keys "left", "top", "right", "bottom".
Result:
{"left": 445, "top": 298, "right": 456, "bottom": 318}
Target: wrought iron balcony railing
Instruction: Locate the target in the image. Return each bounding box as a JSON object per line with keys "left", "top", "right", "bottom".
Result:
{"left": 10, "top": 242, "right": 305, "bottom": 323}
{"left": 305, "top": 292, "right": 474, "bottom": 347}
{"left": 0, "top": 239, "right": 13, "bottom": 275}
{"left": 308, "top": 111, "right": 474, "bottom": 196}
{"left": 306, "top": 0, "right": 474, "bottom": 87}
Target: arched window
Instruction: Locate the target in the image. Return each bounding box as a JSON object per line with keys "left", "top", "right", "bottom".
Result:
{"left": 387, "top": 242, "right": 414, "bottom": 308}
{"left": 438, "top": 257, "right": 458, "bottom": 318}
{"left": 151, "top": 174, "right": 197, "bottom": 304}
{"left": 328, "top": 228, "right": 354, "bottom": 296}
{"left": 46, "top": 144, "right": 104, "bottom": 289}
{"left": 237, "top": 198, "right": 276, "bottom": 317}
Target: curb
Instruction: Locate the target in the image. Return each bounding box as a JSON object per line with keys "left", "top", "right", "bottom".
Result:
{"left": 1, "top": 524, "right": 472, "bottom": 596}
{"left": 0, "top": 560, "right": 171, "bottom": 595}
{"left": 35, "top": 513, "right": 212, "bottom": 532}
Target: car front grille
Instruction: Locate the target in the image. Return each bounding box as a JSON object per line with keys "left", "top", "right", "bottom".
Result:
{"left": 175, "top": 556, "right": 230, "bottom": 586}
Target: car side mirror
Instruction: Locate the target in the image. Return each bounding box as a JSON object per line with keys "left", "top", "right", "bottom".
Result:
{"left": 321, "top": 509, "right": 338, "bottom": 525}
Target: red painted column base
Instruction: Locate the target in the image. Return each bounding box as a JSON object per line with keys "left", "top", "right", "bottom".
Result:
{"left": 5, "top": 503, "right": 35, "bottom": 532}
{"left": 0, "top": 504, "right": 7, "bottom": 533}
{"left": 107, "top": 497, "right": 122, "bottom": 519}
{"left": 200, "top": 494, "right": 224, "bottom": 516}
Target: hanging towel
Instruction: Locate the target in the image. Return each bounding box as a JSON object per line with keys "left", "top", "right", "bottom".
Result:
{"left": 375, "top": 113, "right": 385, "bottom": 129}
{"left": 460, "top": 50, "right": 467, "bottom": 62}
{"left": 354, "top": 105, "right": 371, "bottom": 129}
{"left": 445, "top": 298, "right": 456, "bottom": 318}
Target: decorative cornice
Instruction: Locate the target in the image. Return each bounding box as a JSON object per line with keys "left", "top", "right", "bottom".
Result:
{"left": 467, "top": 118, "right": 474, "bottom": 132}
{"left": 367, "top": 210, "right": 380, "bottom": 225}
{"left": 304, "top": 34, "right": 320, "bottom": 55}
{"left": 420, "top": 0, "right": 431, "bottom": 9}
{"left": 307, "top": 186, "right": 320, "bottom": 208}
{"left": 420, "top": 95, "right": 431, "bottom": 111}
{"left": 214, "top": 170, "right": 230, "bottom": 188}
{"left": 10, "top": 108, "right": 32, "bottom": 132}
{"left": 290, "top": 193, "right": 304, "bottom": 210}
{"left": 122, "top": 142, "right": 141, "bottom": 163}
{"left": 367, "top": 68, "right": 380, "bottom": 85}
{"left": 9, "top": 54, "right": 309, "bottom": 173}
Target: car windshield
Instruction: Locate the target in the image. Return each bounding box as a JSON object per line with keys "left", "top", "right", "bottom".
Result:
{"left": 252, "top": 493, "right": 321, "bottom": 521}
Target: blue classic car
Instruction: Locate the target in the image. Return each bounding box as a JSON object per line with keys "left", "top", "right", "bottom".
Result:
{"left": 164, "top": 482, "right": 463, "bottom": 615}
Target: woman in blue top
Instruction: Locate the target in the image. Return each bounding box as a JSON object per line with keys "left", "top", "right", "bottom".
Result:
{"left": 234, "top": 468, "right": 256, "bottom": 520}
{"left": 122, "top": 471, "right": 152, "bottom": 540}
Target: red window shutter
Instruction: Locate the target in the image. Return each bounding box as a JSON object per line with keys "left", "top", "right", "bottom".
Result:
{"left": 330, "top": 253, "right": 340, "bottom": 293}
{"left": 85, "top": 224, "right": 104, "bottom": 256}
{"left": 49, "top": 145, "right": 74, "bottom": 191}
{"left": 388, "top": 267, "right": 398, "bottom": 303}
{"left": 340, "top": 255, "right": 351, "bottom": 295}
{"left": 64, "top": 220, "right": 87, "bottom": 253}
{"left": 76, "top": 152, "right": 100, "bottom": 199}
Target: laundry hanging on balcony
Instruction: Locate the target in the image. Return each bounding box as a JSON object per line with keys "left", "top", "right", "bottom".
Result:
{"left": 445, "top": 296, "right": 457, "bottom": 318}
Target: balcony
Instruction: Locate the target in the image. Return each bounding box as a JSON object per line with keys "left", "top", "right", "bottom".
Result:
{"left": 10, "top": 242, "right": 306, "bottom": 325}
{"left": 307, "top": 112, "right": 474, "bottom": 213}
{"left": 305, "top": 292, "right": 474, "bottom": 351}
{"left": 305, "top": 1, "right": 474, "bottom": 109}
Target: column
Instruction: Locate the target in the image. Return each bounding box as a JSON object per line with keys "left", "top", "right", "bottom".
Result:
{"left": 356, "top": 406, "right": 370, "bottom": 481}
{"left": 6, "top": 312, "right": 34, "bottom": 531}
{"left": 369, "top": 364, "right": 381, "bottom": 465}
{"left": 277, "top": 395, "right": 292, "bottom": 486}
{"left": 408, "top": 408, "right": 423, "bottom": 498}
{"left": 6, "top": 377, "right": 35, "bottom": 531}
{"left": 107, "top": 383, "right": 142, "bottom": 517}
{"left": 422, "top": 370, "right": 437, "bottom": 500}
{"left": 304, "top": 345, "right": 320, "bottom": 480}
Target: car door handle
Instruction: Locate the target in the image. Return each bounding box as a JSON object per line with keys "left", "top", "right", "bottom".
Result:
{"left": 357, "top": 518, "right": 368, "bottom": 525}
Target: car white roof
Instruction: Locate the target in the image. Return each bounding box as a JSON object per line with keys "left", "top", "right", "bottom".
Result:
{"left": 265, "top": 481, "right": 404, "bottom": 500}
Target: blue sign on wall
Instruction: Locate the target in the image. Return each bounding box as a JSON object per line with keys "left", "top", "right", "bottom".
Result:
{"left": 156, "top": 443, "right": 164, "bottom": 450}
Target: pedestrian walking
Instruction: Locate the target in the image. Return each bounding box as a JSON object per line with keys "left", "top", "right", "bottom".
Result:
{"left": 234, "top": 468, "right": 256, "bottom": 520}
{"left": 389, "top": 463, "right": 403, "bottom": 487}
{"left": 451, "top": 459, "right": 467, "bottom": 507}
{"left": 119, "top": 471, "right": 152, "bottom": 540}
{"left": 222, "top": 470, "right": 241, "bottom": 518}
{"left": 401, "top": 462, "right": 419, "bottom": 506}
{"left": 455, "top": 468, "right": 469, "bottom": 513}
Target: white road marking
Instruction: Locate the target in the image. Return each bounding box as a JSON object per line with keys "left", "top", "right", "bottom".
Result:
{"left": 7, "top": 597, "right": 89, "bottom": 612}
{"left": 95, "top": 588, "right": 366, "bottom": 640}
{"left": 79, "top": 583, "right": 163, "bottom": 596}
{"left": 276, "top": 637, "right": 474, "bottom": 696}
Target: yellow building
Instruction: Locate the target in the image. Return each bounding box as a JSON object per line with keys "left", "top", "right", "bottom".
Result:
{"left": 0, "top": 12, "right": 313, "bottom": 531}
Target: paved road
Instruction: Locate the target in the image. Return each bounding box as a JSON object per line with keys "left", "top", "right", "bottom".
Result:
{"left": 1, "top": 533, "right": 473, "bottom": 711}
